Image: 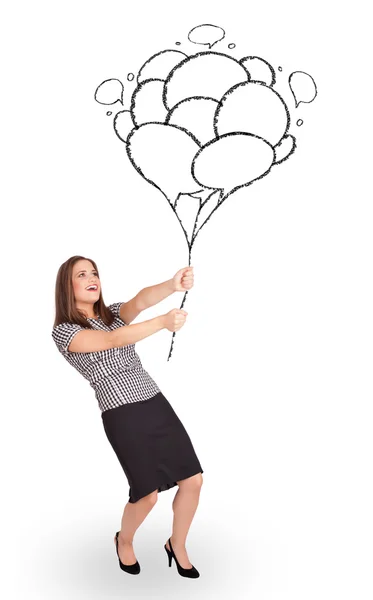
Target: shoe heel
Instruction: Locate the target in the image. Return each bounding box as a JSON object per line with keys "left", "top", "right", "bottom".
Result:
{"left": 164, "top": 544, "right": 173, "bottom": 567}
{"left": 165, "top": 537, "right": 200, "bottom": 578}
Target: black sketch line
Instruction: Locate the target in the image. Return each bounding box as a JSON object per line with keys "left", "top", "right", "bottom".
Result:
{"left": 213, "top": 80, "right": 291, "bottom": 146}
{"left": 190, "top": 189, "right": 222, "bottom": 245}
{"left": 130, "top": 77, "right": 168, "bottom": 127}
{"left": 188, "top": 24, "right": 225, "bottom": 49}
{"left": 94, "top": 23, "right": 318, "bottom": 360}
{"left": 239, "top": 56, "right": 276, "bottom": 87}
{"left": 163, "top": 50, "right": 251, "bottom": 112}
{"left": 165, "top": 96, "right": 219, "bottom": 146}
{"left": 289, "top": 71, "right": 318, "bottom": 107}
{"left": 94, "top": 78, "right": 124, "bottom": 105}
{"left": 126, "top": 121, "right": 203, "bottom": 205}
{"left": 137, "top": 49, "right": 188, "bottom": 84}
{"left": 273, "top": 135, "right": 297, "bottom": 165}
{"left": 191, "top": 132, "right": 275, "bottom": 239}
{"left": 113, "top": 110, "right": 133, "bottom": 143}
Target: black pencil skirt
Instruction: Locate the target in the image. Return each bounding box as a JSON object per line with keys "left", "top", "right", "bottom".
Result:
{"left": 101, "top": 391, "right": 203, "bottom": 503}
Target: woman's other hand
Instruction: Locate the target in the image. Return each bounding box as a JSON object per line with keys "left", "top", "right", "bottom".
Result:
{"left": 162, "top": 309, "right": 188, "bottom": 332}
{"left": 172, "top": 266, "right": 194, "bottom": 292}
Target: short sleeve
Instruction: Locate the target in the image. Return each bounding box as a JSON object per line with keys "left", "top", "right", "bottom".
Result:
{"left": 52, "top": 322, "right": 85, "bottom": 355}
{"left": 108, "top": 302, "right": 124, "bottom": 319}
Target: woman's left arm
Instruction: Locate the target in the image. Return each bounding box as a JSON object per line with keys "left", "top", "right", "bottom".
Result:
{"left": 137, "top": 266, "right": 194, "bottom": 310}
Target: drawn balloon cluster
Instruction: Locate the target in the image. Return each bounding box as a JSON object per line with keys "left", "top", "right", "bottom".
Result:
{"left": 94, "top": 24, "right": 317, "bottom": 358}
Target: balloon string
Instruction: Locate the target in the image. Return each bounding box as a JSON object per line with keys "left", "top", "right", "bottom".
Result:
{"left": 191, "top": 189, "right": 224, "bottom": 245}
{"left": 167, "top": 188, "right": 227, "bottom": 360}
{"left": 167, "top": 250, "right": 192, "bottom": 361}
{"left": 167, "top": 189, "right": 227, "bottom": 360}
{"left": 168, "top": 192, "right": 192, "bottom": 252}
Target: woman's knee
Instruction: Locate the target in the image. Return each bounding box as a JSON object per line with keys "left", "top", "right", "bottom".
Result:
{"left": 177, "top": 472, "right": 203, "bottom": 491}
{"left": 143, "top": 490, "right": 158, "bottom": 506}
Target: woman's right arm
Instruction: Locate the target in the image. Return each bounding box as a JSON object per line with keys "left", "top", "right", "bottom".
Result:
{"left": 67, "top": 309, "right": 187, "bottom": 353}
{"left": 68, "top": 316, "right": 165, "bottom": 353}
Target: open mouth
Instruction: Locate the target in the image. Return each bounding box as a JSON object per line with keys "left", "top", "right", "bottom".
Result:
{"left": 86, "top": 285, "right": 98, "bottom": 291}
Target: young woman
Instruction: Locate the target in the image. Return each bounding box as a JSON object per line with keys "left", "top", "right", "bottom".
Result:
{"left": 52, "top": 255, "right": 203, "bottom": 578}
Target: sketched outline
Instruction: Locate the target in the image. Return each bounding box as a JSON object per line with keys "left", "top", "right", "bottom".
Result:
{"left": 130, "top": 77, "right": 168, "bottom": 127}
{"left": 273, "top": 135, "right": 297, "bottom": 165}
{"left": 165, "top": 95, "right": 219, "bottom": 145}
{"left": 191, "top": 131, "right": 275, "bottom": 244}
{"left": 239, "top": 55, "right": 277, "bottom": 87}
{"left": 113, "top": 110, "right": 133, "bottom": 143}
{"left": 289, "top": 71, "right": 318, "bottom": 107}
{"left": 162, "top": 50, "right": 251, "bottom": 111}
{"left": 126, "top": 121, "right": 204, "bottom": 248}
{"left": 188, "top": 24, "right": 225, "bottom": 49}
{"left": 213, "top": 79, "right": 291, "bottom": 142}
{"left": 137, "top": 49, "right": 188, "bottom": 84}
{"left": 94, "top": 78, "right": 124, "bottom": 105}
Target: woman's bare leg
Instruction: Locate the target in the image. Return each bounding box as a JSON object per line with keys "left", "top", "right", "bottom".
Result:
{"left": 165, "top": 473, "right": 203, "bottom": 568}
{"left": 116, "top": 490, "right": 158, "bottom": 564}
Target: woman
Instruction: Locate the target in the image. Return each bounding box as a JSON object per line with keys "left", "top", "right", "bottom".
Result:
{"left": 51, "top": 255, "right": 203, "bottom": 578}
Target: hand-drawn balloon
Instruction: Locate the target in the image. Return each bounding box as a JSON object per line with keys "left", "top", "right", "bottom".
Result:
{"left": 289, "top": 71, "right": 317, "bottom": 107}
{"left": 163, "top": 51, "right": 250, "bottom": 111}
{"left": 131, "top": 79, "right": 168, "bottom": 126}
{"left": 188, "top": 24, "right": 225, "bottom": 49}
{"left": 192, "top": 133, "right": 274, "bottom": 198}
{"left": 113, "top": 110, "right": 135, "bottom": 143}
{"left": 166, "top": 97, "right": 219, "bottom": 146}
{"left": 127, "top": 123, "right": 203, "bottom": 203}
{"left": 137, "top": 50, "right": 188, "bottom": 83}
{"left": 239, "top": 56, "right": 276, "bottom": 87}
{"left": 273, "top": 135, "right": 296, "bottom": 164}
{"left": 215, "top": 81, "right": 289, "bottom": 147}
{"left": 94, "top": 78, "right": 124, "bottom": 105}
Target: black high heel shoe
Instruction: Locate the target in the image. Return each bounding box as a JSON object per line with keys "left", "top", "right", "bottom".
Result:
{"left": 114, "top": 531, "right": 141, "bottom": 575}
{"left": 164, "top": 537, "right": 200, "bottom": 578}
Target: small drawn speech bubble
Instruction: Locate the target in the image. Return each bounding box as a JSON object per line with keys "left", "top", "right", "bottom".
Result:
{"left": 166, "top": 97, "right": 219, "bottom": 146}
{"left": 94, "top": 79, "right": 124, "bottom": 105}
{"left": 215, "top": 81, "right": 289, "bottom": 147}
{"left": 192, "top": 132, "right": 274, "bottom": 198}
{"left": 131, "top": 79, "right": 168, "bottom": 126}
{"left": 164, "top": 51, "right": 250, "bottom": 111}
{"left": 289, "top": 71, "right": 317, "bottom": 107}
{"left": 188, "top": 24, "right": 225, "bottom": 49}
{"left": 127, "top": 122, "right": 203, "bottom": 203}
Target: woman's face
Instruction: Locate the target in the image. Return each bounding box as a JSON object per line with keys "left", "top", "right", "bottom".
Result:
{"left": 71, "top": 259, "right": 101, "bottom": 311}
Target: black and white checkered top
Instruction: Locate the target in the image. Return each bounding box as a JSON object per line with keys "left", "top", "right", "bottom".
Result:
{"left": 51, "top": 302, "right": 161, "bottom": 413}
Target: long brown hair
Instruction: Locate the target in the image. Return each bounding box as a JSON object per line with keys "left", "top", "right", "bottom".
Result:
{"left": 53, "top": 255, "right": 116, "bottom": 328}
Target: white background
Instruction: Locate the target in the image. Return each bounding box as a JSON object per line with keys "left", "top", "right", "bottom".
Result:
{"left": 1, "top": 1, "right": 372, "bottom": 598}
